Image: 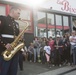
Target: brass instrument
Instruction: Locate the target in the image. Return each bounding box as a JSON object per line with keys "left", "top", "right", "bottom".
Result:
{"left": 2, "top": 20, "right": 29, "bottom": 61}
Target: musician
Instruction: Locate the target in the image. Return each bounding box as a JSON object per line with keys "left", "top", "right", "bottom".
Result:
{"left": 0, "top": 6, "right": 21, "bottom": 75}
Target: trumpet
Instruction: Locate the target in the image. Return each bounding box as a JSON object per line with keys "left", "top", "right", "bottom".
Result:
{"left": 2, "top": 19, "right": 29, "bottom": 61}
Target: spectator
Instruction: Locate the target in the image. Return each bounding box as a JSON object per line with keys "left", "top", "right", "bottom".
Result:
{"left": 48, "top": 36, "right": 54, "bottom": 64}
{"left": 33, "top": 37, "right": 40, "bottom": 62}
{"left": 44, "top": 41, "right": 51, "bottom": 67}
{"left": 69, "top": 31, "right": 76, "bottom": 66}
{"left": 28, "top": 43, "right": 34, "bottom": 62}
{"left": 40, "top": 37, "right": 47, "bottom": 64}
{"left": 63, "top": 33, "right": 70, "bottom": 65}
{"left": 54, "top": 35, "right": 64, "bottom": 67}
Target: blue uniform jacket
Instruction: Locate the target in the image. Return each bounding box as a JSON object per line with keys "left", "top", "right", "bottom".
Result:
{"left": 0, "top": 15, "right": 19, "bottom": 55}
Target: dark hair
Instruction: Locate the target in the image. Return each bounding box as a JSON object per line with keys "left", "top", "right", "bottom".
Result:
{"left": 34, "top": 36, "right": 38, "bottom": 40}
{"left": 45, "top": 41, "right": 49, "bottom": 46}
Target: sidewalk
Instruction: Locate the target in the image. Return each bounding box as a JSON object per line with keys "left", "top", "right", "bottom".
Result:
{"left": 38, "top": 66, "right": 76, "bottom": 75}
{"left": 17, "top": 61, "right": 76, "bottom": 75}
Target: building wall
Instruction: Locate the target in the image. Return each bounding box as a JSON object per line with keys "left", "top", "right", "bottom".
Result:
{"left": 33, "top": 0, "right": 76, "bottom": 38}
{"left": 34, "top": 10, "right": 71, "bottom": 38}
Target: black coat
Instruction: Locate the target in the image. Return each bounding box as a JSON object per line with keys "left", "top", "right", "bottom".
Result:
{"left": 54, "top": 39, "right": 64, "bottom": 55}
{"left": 0, "top": 15, "right": 19, "bottom": 54}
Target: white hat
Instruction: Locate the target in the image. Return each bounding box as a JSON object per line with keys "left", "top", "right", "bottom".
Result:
{"left": 49, "top": 35, "right": 52, "bottom": 38}
{"left": 56, "top": 35, "right": 60, "bottom": 37}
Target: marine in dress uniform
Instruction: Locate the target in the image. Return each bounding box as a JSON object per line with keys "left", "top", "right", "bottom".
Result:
{"left": 0, "top": 14, "right": 20, "bottom": 75}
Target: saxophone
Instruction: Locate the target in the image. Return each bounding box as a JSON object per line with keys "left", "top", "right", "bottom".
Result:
{"left": 2, "top": 20, "right": 29, "bottom": 61}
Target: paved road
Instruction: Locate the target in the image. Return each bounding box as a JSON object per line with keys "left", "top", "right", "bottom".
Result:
{"left": 17, "top": 61, "right": 76, "bottom": 75}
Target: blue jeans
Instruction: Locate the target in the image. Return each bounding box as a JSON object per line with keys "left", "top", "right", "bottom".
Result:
{"left": 34, "top": 47, "right": 40, "bottom": 62}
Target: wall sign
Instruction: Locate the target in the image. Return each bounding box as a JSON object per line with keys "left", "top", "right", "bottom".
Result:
{"left": 40, "top": 0, "right": 76, "bottom": 14}
{"left": 57, "top": 0, "right": 76, "bottom": 13}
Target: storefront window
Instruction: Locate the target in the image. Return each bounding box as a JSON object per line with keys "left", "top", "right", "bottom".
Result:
{"left": 63, "top": 16, "right": 69, "bottom": 33}
{"left": 72, "top": 17, "right": 76, "bottom": 31}
{"left": 16, "top": 9, "right": 32, "bottom": 33}
{"left": 48, "top": 29, "right": 55, "bottom": 38}
{"left": 37, "top": 12, "right": 70, "bottom": 38}
{"left": 20, "top": 10, "right": 30, "bottom": 20}
{"left": 47, "top": 13, "right": 54, "bottom": 25}
{"left": 47, "top": 13, "right": 55, "bottom": 38}
{"left": 56, "top": 15, "right": 63, "bottom": 36}
{"left": 56, "top": 15, "right": 62, "bottom": 26}
{"left": 38, "top": 28, "right": 47, "bottom": 37}
{"left": 37, "top": 12, "right": 46, "bottom": 37}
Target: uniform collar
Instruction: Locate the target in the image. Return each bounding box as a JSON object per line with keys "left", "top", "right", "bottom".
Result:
{"left": 7, "top": 15, "right": 14, "bottom": 21}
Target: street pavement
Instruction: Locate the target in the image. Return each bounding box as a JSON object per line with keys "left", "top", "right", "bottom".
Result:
{"left": 17, "top": 61, "right": 76, "bottom": 75}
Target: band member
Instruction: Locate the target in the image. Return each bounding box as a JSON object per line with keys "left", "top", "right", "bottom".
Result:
{"left": 0, "top": 6, "right": 21, "bottom": 75}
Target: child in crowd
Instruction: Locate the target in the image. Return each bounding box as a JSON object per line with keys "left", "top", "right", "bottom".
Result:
{"left": 44, "top": 41, "right": 51, "bottom": 67}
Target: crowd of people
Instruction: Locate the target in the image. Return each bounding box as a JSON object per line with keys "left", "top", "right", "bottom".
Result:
{"left": 21, "top": 31, "right": 76, "bottom": 69}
